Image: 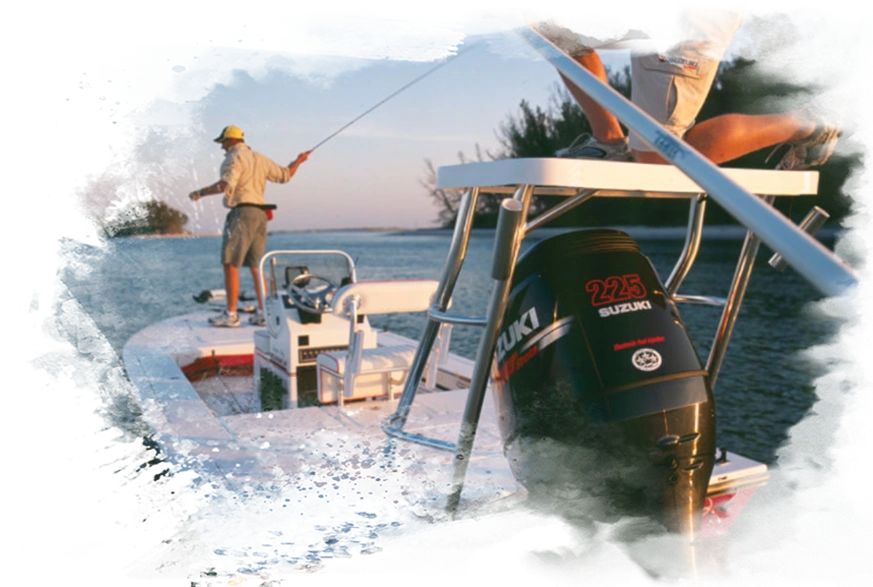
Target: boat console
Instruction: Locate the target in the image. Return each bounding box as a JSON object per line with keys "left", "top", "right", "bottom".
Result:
{"left": 255, "top": 250, "right": 451, "bottom": 410}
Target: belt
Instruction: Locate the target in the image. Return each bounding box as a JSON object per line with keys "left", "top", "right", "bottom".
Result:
{"left": 235, "top": 203, "right": 277, "bottom": 211}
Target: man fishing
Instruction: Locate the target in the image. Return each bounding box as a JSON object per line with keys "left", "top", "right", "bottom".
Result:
{"left": 480, "top": 5, "right": 849, "bottom": 170}
{"left": 189, "top": 125, "right": 311, "bottom": 327}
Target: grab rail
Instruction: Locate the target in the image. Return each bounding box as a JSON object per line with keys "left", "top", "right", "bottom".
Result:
{"left": 256, "top": 249, "right": 357, "bottom": 305}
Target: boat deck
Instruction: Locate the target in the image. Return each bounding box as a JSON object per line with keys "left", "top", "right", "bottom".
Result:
{"left": 123, "top": 312, "right": 768, "bottom": 526}
{"left": 123, "top": 312, "right": 517, "bottom": 507}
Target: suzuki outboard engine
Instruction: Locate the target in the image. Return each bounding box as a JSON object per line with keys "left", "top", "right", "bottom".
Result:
{"left": 492, "top": 229, "right": 715, "bottom": 534}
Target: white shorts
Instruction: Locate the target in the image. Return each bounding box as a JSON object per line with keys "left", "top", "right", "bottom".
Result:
{"left": 574, "top": 7, "right": 749, "bottom": 151}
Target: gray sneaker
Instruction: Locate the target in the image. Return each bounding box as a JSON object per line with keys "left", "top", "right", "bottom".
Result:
{"left": 555, "top": 134, "right": 632, "bottom": 161}
{"left": 209, "top": 310, "right": 240, "bottom": 328}
{"left": 771, "top": 125, "right": 840, "bottom": 171}
{"left": 248, "top": 311, "right": 266, "bottom": 327}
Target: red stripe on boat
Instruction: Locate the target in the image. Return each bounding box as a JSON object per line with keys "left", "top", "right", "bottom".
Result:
{"left": 215, "top": 355, "right": 255, "bottom": 377}
{"left": 182, "top": 357, "right": 218, "bottom": 381}
{"left": 700, "top": 486, "right": 761, "bottom": 537}
{"left": 181, "top": 354, "right": 254, "bottom": 380}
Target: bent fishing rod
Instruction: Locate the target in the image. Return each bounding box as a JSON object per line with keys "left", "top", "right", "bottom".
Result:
{"left": 308, "top": 42, "right": 481, "bottom": 153}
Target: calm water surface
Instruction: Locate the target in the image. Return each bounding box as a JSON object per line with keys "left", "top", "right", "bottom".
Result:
{"left": 61, "top": 229, "right": 836, "bottom": 465}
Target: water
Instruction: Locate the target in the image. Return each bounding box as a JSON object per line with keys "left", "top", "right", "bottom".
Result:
{"left": 30, "top": 232, "right": 871, "bottom": 580}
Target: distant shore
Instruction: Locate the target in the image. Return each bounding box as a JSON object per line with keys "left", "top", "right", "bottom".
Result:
{"left": 122, "top": 224, "right": 843, "bottom": 241}
{"left": 126, "top": 232, "right": 221, "bottom": 238}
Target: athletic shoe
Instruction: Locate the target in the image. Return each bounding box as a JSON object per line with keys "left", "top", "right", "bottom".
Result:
{"left": 249, "top": 311, "right": 266, "bottom": 327}
{"left": 555, "top": 134, "right": 632, "bottom": 161}
{"left": 771, "top": 125, "right": 841, "bottom": 171}
{"left": 209, "top": 310, "right": 240, "bottom": 328}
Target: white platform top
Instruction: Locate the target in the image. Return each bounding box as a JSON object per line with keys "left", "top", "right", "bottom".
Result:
{"left": 437, "top": 158, "right": 819, "bottom": 198}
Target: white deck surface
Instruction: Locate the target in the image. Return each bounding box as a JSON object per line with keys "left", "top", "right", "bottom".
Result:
{"left": 122, "top": 312, "right": 527, "bottom": 587}
{"left": 122, "top": 312, "right": 766, "bottom": 587}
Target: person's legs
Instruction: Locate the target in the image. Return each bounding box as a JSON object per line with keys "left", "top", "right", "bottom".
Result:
{"left": 771, "top": 124, "right": 841, "bottom": 171}
{"left": 224, "top": 264, "right": 240, "bottom": 314}
{"left": 537, "top": 15, "right": 624, "bottom": 144}
{"left": 629, "top": 7, "right": 748, "bottom": 163}
{"left": 634, "top": 97, "right": 849, "bottom": 170}
{"left": 211, "top": 209, "right": 244, "bottom": 326}
{"left": 626, "top": 41, "right": 837, "bottom": 167}
{"left": 632, "top": 112, "right": 818, "bottom": 165}
{"left": 240, "top": 208, "right": 268, "bottom": 316}
{"left": 682, "top": 113, "right": 815, "bottom": 164}
{"left": 249, "top": 266, "right": 264, "bottom": 313}
{"left": 537, "top": 14, "right": 632, "bottom": 158}
{"left": 539, "top": 24, "right": 837, "bottom": 168}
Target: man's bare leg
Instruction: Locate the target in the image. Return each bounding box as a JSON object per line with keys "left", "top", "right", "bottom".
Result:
{"left": 249, "top": 266, "right": 264, "bottom": 314}
{"left": 633, "top": 112, "right": 816, "bottom": 165}
{"left": 536, "top": 16, "right": 624, "bottom": 145}
{"left": 551, "top": 44, "right": 820, "bottom": 166}
{"left": 224, "top": 263, "right": 240, "bottom": 314}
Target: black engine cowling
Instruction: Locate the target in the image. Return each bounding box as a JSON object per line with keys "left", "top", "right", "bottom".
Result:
{"left": 492, "top": 229, "right": 715, "bottom": 534}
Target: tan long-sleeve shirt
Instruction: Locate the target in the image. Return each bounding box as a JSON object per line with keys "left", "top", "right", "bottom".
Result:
{"left": 219, "top": 143, "right": 291, "bottom": 208}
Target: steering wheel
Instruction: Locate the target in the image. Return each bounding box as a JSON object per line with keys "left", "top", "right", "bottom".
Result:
{"left": 289, "top": 273, "right": 339, "bottom": 313}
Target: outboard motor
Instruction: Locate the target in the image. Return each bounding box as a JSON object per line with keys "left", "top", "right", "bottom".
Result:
{"left": 492, "top": 229, "right": 715, "bottom": 534}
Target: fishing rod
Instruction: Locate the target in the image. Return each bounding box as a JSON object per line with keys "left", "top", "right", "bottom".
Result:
{"left": 308, "top": 42, "right": 481, "bottom": 153}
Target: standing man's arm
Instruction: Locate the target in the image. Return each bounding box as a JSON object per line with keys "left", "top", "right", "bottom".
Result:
{"left": 189, "top": 180, "right": 228, "bottom": 202}
{"left": 191, "top": 147, "right": 239, "bottom": 201}
{"left": 286, "top": 150, "right": 312, "bottom": 180}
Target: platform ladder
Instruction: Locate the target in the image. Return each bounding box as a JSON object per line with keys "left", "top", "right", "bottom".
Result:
{"left": 381, "top": 184, "right": 534, "bottom": 513}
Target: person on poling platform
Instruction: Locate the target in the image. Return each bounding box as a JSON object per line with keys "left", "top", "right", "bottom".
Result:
{"left": 480, "top": 5, "right": 849, "bottom": 170}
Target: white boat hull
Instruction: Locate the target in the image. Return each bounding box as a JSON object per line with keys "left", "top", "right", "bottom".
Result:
{"left": 124, "top": 311, "right": 767, "bottom": 533}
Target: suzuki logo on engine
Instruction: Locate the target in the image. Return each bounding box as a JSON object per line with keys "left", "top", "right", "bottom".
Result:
{"left": 597, "top": 300, "right": 653, "bottom": 318}
{"left": 497, "top": 307, "right": 540, "bottom": 362}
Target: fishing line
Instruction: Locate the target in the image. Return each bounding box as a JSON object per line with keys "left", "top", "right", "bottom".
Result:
{"left": 309, "top": 42, "right": 481, "bottom": 152}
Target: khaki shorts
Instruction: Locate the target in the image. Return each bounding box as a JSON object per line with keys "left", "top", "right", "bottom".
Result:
{"left": 574, "top": 8, "right": 749, "bottom": 151}
{"left": 221, "top": 206, "right": 267, "bottom": 267}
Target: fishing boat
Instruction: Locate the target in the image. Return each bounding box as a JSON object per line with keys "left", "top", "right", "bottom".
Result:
{"left": 123, "top": 155, "right": 830, "bottom": 537}
{"left": 122, "top": 26, "right": 855, "bottom": 541}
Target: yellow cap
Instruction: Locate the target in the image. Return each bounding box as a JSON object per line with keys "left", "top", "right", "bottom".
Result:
{"left": 214, "top": 125, "right": 245, "bottom": 142}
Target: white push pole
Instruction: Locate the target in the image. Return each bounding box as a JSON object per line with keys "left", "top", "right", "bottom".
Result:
{"left": 519, "top": 26, "right": 857, "bottom": 297}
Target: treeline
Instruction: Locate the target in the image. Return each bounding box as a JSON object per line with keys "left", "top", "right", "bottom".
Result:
{"left": 425, "top": 58, "right": 856, "bottom": 228}
{"left": 102, "top": 199, "right": 189, "bottom": 237}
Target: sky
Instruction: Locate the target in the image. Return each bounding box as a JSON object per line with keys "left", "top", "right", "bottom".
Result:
{"left": 68, "top": 9, "right": 868, "bottom": 233}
